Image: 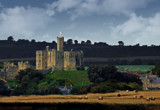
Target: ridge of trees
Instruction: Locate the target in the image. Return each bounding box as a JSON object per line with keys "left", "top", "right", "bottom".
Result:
{"left": 1, "top": 36, "right": 160, "bottom": 65}
{"left": 0, "top": 36, "right": 159, "bottom": 47}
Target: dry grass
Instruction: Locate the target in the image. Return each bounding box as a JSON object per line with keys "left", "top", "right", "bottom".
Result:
{"left": 1, "top": 90, "right": 160, "bottom": 104}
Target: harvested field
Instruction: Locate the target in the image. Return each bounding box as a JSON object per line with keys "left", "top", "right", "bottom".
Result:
{"left": 0, "top": 91, "right": 160, "bottom": 104}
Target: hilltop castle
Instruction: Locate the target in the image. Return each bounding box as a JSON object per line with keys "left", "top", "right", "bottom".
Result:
{"left": 36, "top": 36, "right": 83, "bottom": 71}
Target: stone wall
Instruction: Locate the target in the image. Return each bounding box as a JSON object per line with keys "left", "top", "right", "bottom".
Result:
{"left": 75, "top": 51, "right": 84, "bottom": 68}
{"left": 47, "top": 49, "right": 56, "bottom": 69}
{"left": 18, "top": 61, "right": 30, "bottom": 71}
{"left": 36, "top": 51, "right": 43, "bottom": 70}
{"left": 1, "top": 61, "right": 31, "bottom": 79}
{"left": 55, "top": 51, "right": 64, "bottom": 70}
{"left": 2, "top": 62, "right": 18, "bottom": 79}
{"left": 64, "top": 51, "right": 76, "bottom": 70}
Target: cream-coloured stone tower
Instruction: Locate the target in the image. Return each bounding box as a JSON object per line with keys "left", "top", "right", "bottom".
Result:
{"left": 57, "top": 37, "right": 64, "bottom": 51}
{"left": 36, "top": 36, "right": 83, "bottom": 71}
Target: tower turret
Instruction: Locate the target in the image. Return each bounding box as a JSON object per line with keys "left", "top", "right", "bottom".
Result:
{"left": 57, "top": 36, "right": 64, "bottom": 51}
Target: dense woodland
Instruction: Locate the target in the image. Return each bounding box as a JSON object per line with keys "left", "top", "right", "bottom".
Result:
{"left": 1, "top": 36, "right": 160, "bottom": 65}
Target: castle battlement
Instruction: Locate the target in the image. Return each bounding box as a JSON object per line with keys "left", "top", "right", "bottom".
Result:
{"left": 36, "top": 36, "right": 83, "bottom": 71}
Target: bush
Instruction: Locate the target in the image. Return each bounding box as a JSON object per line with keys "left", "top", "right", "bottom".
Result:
{"left": 0, "top": 80, "right": 11, "bottom": 96}
{"left": 152, "top": 64, "right": 160, "bottom": 77}
{"left": 38, "top": 81, "right": 62, "bottom": 95}
{"left": 13, "top": 68, "right": 45, "bottom": 95}
{"left": 129, "top": 82, "right": 142, "bottom": 90}
{"left": 118, "top": 83, "right": 132, "bottom": 90}
{"left": 88, "top": 65, "right": 142, "bottom": 85}
{"left": 88, "top": 65, "right": 118, "bottom": 84}
{"left": 71, "top": 80, "right": 142, "bottom": 94}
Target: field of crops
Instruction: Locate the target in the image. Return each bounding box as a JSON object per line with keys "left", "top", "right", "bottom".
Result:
{"left": 116, "top": 65, "right": 154, "bottom": 72}
{"left": 85, "top": 65, "right": 154, "bottom": 72}
{"left": 45, "top": 70, "right": 92, "bottom": 87}
{"left": 0, "top": 90, "right": 160, "bottom": 104}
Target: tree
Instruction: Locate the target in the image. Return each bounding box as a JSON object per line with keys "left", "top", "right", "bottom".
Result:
{"left": 31, "top": 39, "right": 36, "bottom": 43}
{"left": 67, "top": 39, "right": 73, "bottom": 44}
{"left": 14, "top": 68, "right": 45, "bottom": 95}
{"left": 129, "top": 82, "right": 142, "bottom": 90}
{"left": 118, "top": 72, "right": 142, "bottom": 85}
{"left": 0, "top": 80, "right": 11, "bottom": 96}
{"left": 118, "top": 41, "right": 124, "bottom": 46}
{"left": 86, "top": 40, "right": 91, "bottom": 45}
{"left": 88, "top": 65, "right": 118, "bottom": 84}
{"left": 15, "top": 69, "right": 28, "bottom": 83}
{"left": 74, "top": 40, "right": 78, "bottom": 44}
{"left": 81, "top": 41, "right": 85, "bottom": 44}
{"left": 152, "top": 64, "right": 160, "bottom": 77}
{"left": 52, "top": 41, "right": 56, "bottom": 45}
{"left": 88, "top": 65, "right": 142, "bottom": 85}
{"left": 7, "top": 36, "right": 14, "bottom": 41}
{"left": 14, "top": 68, "right": 63, "bottom": 95}
{"left": 38, "top": 81, "right": 62, "bottom": 95}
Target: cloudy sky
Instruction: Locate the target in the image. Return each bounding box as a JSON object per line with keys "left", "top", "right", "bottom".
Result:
{"left": 0, "top": 0, "right": 160, "bottom": 45}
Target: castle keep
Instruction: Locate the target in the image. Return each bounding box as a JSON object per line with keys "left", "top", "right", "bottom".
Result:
{"left": 36, "top": 36, "right": 83, "bottom": 71}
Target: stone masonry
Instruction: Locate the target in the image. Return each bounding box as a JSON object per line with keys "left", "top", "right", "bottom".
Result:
{"left": 36, "top": 36, "right": 83, "bottom": 71}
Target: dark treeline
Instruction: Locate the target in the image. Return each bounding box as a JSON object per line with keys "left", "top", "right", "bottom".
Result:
{"left": 1, "top": 36, "right": 160, "bottom": 65}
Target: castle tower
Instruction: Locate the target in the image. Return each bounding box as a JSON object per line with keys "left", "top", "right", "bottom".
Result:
{"left": 57, "top": 36, "right": 64, "bottom": 51}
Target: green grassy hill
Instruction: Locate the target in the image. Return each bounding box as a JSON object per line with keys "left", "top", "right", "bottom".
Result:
{"left": 45, "top": 70, "right": 92, "bottom": 87}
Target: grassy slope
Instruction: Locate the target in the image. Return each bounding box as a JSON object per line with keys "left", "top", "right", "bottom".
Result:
{"left": 45, "top": 70, "right": 92, "bottom": 87}
{"left": 45, "top": 65, "right": 154, "bottom": 87}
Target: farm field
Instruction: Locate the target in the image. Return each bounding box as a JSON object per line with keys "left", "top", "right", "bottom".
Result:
{"left": 116, "top": 65, "right": 154, "bottom": 72}
{"left": 0, "top": 90, "right": 160, "bottom": 104}
{"left": 85, "top": 65, "right": 154, "bottom": 72}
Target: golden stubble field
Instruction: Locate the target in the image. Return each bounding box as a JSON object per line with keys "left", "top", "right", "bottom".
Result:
{"left": 0, "top": 91, "right": 160, "bottom": 104}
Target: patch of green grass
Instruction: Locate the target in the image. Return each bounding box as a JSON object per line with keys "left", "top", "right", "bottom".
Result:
{"left": 45, "top": 70, "right": 92, "bottom": 87}
{"left": 116, "top": 65, "right": 154, "bottom": 72}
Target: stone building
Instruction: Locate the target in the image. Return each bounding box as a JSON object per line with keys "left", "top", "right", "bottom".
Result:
{"left": 36, "top": 36, "right": 83, "bottom": 71}
{"left": 18, "top": 61, "right": 30, "bottom": 71}
{"left": 0, "top": 61, "right": 31, "bottom": 79}
{"left": 140, "top": 74, "right": 160, "bottom": 90}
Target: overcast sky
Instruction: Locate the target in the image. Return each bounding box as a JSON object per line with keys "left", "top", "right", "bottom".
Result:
{"left": 0, "top": 0, "right": 160, "bottom": 45}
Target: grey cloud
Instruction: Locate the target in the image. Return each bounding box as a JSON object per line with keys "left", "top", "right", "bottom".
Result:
{"left": 110, "top": 13, "right": 160, "bottom": 45}
{"left": 47, "top": 0, "right": 155, "bottom": 19}
{"left": 0, "top": 6, "right": 54, "bottom": 40}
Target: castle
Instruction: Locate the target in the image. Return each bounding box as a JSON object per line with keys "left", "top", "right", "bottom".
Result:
{"left": 0, "top": 61, "right": 31, "bottom": 79}
{"left": 36, "top": 36, "right": 83, "bottom": 71}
